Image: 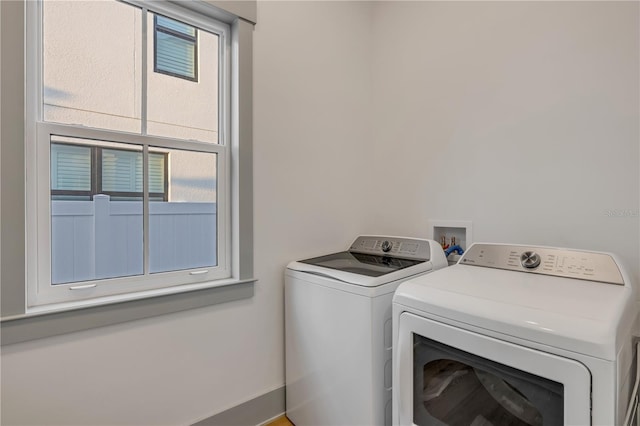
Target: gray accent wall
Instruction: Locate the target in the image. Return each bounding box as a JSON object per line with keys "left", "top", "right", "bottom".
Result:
{"left": 235, "top": 18, "right": 255, "bottom": 281}
{"left": 206, "top": 1, "right": 256, "bottom": 24}
{"left": 0, "top": 0, "right": 26, "bottom": 318}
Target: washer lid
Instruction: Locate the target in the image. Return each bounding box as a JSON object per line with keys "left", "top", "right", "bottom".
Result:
{"left": 299, "top": 251, "right": 425, "bottom": 277}
{"left": 393, "top": 264, "right": 636, "bottom": 361}
{"left": 287, "top": 236, "right": 447, "bottom": 287}
{"left": 287, "top": 256, "right": 433, "bottom": 287}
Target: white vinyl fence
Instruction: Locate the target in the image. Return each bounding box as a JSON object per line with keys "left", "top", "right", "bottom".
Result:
{"left": 51, "top": 194, "right": 217, "bottom": 284}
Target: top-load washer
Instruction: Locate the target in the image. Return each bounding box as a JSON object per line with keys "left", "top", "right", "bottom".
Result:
{"left": 392, "top": 243, "right": 638, "bottom": 426}
{"left": 285, "top": 236, "right": 447, "bottom": 426}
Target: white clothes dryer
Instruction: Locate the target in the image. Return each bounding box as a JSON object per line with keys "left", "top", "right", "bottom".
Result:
{"left": 392, "top": 243, "right": 638, "bottom": 426}
{"left": 285, "top": 236, "right": 448, "bottom": 426}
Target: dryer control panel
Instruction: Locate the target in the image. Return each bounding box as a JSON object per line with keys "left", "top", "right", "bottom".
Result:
{"left": 460, "top": 243, "right": 625, "bottom": 285}
{"left": 349, "top": 236, "right": 432, "bottom": 261}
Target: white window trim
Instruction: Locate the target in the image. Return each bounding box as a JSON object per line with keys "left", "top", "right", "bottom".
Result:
{"left": 25, "top": 0, "right": 238, "bottom": 313}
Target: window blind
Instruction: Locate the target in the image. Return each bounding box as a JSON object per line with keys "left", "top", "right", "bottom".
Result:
{"left": 155, "top": 15, "right": 197, "bottom": 81}
{"left": 50, "top": 144, "right": 92, "bottom": 191}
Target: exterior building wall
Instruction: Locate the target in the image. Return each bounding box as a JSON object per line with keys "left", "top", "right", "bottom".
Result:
{"left": 44, "top": 0, "right": 218, "bottom": 202}
{"left": 146, "top": 14, "right": 219, "bottom": 143}
{"left": 43, "top": 0, "right": 141, "bottom": 133}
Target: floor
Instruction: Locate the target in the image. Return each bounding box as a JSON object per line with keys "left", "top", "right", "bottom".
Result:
{"left": 266, "top": 415, "right": 294, "bottom": 426}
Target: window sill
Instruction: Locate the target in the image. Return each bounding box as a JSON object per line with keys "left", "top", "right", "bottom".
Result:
{"left": 0, "top": 278, "right": 256, "bottom": 346}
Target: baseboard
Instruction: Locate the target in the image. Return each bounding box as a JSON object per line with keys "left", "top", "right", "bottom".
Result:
{"left": 192, "top": 386, "right": 285, "bottom": 426}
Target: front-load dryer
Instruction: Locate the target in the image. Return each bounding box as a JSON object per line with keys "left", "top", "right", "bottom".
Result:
{"left": 285, "top": 236, "right": 447, "bottom": 426}
{"left": 392, "top": 243, "right": 638, "bottom": 426}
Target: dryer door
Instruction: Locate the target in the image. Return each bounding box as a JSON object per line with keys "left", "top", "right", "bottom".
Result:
{"left": 394, "top": 312, "right": 591, "bottom": 426}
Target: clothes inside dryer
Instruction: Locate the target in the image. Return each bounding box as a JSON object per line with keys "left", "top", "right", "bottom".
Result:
{"left": 413, "top": 335, "right": 564, "bottom": 426}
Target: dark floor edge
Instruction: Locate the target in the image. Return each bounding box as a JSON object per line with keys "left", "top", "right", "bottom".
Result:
{"left": 192, "top": 386, "right": 285, "bottom": 426}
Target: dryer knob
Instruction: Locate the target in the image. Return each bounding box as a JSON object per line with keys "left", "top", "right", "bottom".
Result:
{"left": 520, "top": 251, "right": 541, "bottom": 269}
{"left": 381, "top": 240, "right": 393, "bottom": 252}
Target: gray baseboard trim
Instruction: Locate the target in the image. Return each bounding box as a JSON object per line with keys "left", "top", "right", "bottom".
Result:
{"left": 193, "top": 386, "right": 285, "bottom": 426}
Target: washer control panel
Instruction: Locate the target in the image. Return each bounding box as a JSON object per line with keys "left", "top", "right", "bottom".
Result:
{"left": 460, "top": 243, "right": 625, "bottom": 285}
{"left": 349, "top": 236, "right": 432, "bottom": 260}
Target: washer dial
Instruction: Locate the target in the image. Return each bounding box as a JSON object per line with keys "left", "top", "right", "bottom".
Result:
{"left": 520, "top": 251, "right": 541, "bottom": 269}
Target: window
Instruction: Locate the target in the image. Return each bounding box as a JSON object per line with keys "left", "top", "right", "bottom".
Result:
{"left": 51, "top": 140, "right": 168, "bottom": 201}
{"left": 26, "top": 0, "right": 233, "bottom": 308}
{"left": 154, "top": 15, "right": 198, "bottom": 81}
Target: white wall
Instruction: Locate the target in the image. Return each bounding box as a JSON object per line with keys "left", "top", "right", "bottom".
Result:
{"left": 2, "top": 2, "right": 638, "bottom": 425}
{"left": 1, "top": 1, "right": 374, "bottom": 425}
{"left": 367, "top": 1, "right": 640, "bottom": 286}
{"left": 44, "top": 0, "right": 219, "bottom": 142}
{"left": 254, "top": 0, "right": 373, "bottom": 262}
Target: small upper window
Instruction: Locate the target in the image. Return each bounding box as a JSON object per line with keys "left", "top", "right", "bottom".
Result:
{"left": 154, "top": 15, "right": 198, "bottom": 81}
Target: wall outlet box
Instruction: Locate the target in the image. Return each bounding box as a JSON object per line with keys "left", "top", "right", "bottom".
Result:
{"left": 428, "top": 220, "right": 473, "bottom": 265}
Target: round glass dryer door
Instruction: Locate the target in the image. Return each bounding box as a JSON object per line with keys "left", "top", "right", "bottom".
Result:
{"left": 413, "top": 335, "right": 564, "bottom": 426}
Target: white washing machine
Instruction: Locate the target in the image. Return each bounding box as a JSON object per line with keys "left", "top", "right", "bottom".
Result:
{"left": 285, "top": 236, "right": 448, "bottom": 426}
{"left": 392, "top": 243, "right": 638, "bottom": 426}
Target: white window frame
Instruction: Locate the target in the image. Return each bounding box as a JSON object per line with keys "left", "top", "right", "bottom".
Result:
{"left": 25, "top": 0, "right": 234, "bottom": 311}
